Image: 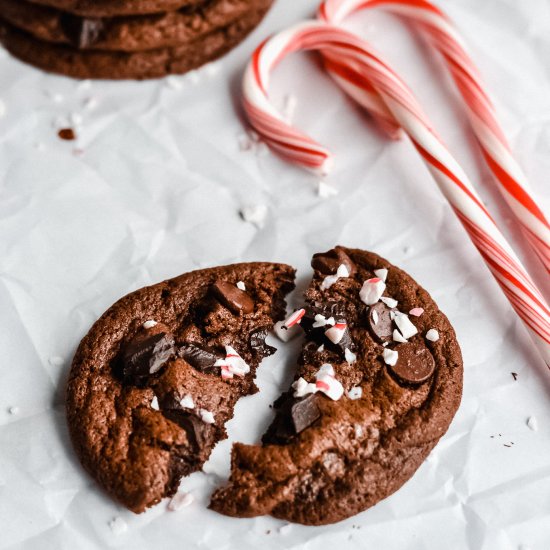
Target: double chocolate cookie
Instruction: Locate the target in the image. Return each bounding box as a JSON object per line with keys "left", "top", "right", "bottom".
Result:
{"left": 210, "top": 247, "right": 463, "bottom": 525}
{"left": 66, "top": 262, "right": 295, "bottom": 512}
{"left": 0, "top": 0, "right": 274, "bottom": 79}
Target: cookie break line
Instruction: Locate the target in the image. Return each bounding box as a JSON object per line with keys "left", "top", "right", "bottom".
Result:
{"left": 240, "top": 4, "right": 550, "bottom": 366}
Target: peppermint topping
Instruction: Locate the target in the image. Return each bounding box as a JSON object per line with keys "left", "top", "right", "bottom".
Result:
{"left": 292, "top": 364, "right": 344, "bottom": 401}
{"left": 383, "top": 348, "right": 399, "bottom": 366}
{"left": 409, "top": 308, "right": 424, "bottom": 317}
{"left": 236, "top": 281, "right": 246, "bottom": 291}
{"left": 393, "top": 329, "right": 408, "bottom": 343}
{"left": 199, "top": 409, "right": 215, "bottom": 424}
{"left": 240, "top": 204, "right": 268, "bottom": 228}
{"left": 317, "top": 181, "right": 339, "bottom": 198}
{"left": 347, "top": 386, "right": 362, "bottom": 400}
{"left": 168, "top": 492, "right": 194, "bottom": 511}
{"left": 312, "top": 314, "right": 336, "bottom": 328}
{"left": 108, "top": 517, "right": 127, "bottom": 535}
{"left": 325, "top": 321, "right": 347, "bottom": 344}
{"left": 179, "top": 394, "right": 195, "bottom": 409}
{"left": 320, "top": 263, "right": 350, "bottom": 290}
{"left": 380, "top": 296, "right": 398, "bottom": 308}
{"left": 527, "top": 416, "right": 538, "bottom": 431}
{"left": 214, "top": 345, "right": 250, "bottom": 379}
{"left": 393, "top": 312, "right": 418, "bottom": 339}
{"left": 143, "top": 320, "right": 158, "bottom": 329}
{"left": 359, "top": 278, "right": 386, "bottom": 306}
{"left": 426, "top": 329, "right": 440, "bottom": 342}
{"left": 273, "top": 320, "right": 300, "bottom": 342}
{"left": 374, "top": 268, "right": 388, "bottom": 282}
{"left": 284, "top": 308, "right": 306, "bottom": 328}
{"left": 292, "top": 377, "right": 317, "bottom": 398}
{"left": 151, "top": 396, "right": 160, "bottom": 410}
{"left": 372, "top": 310, "right": 379, "bottom": 325}
{"left": 344, "top": 348, "right": 357, "bottom": 364}
{"left": 317, "top": 344, "right": 325, "bottom": 352}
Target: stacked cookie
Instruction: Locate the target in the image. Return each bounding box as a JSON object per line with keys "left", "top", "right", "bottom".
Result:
{"left": 0, "top": 0, "right": 273, "bottom": 79}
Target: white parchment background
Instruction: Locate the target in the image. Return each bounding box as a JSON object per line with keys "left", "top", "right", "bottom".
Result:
{"left": 0, "top": 0, "right": 549, "bottom": 548}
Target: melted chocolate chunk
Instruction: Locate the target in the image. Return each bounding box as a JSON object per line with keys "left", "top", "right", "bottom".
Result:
{"left": 388, "top": 343, "right": 435, "bottom": 385}
{"left": 301, "top": 301, "right": 352, "bottom": 354}
{"left": 291, "top": 394, "right": 321, "bottom": 434}
{"left": 367, "top": 302, "right": 394, "bottom": 343}
{"left": 179, "top": 344, "right": 219, "bottom": 373}
{"left": 211, "top": 281, "right": 254, "bottom": 315}
{"left": 59, "top": 14, "right": 105, "bottom": 48}
{"left": 249, "top": 328, "right": 276, "bottom": 358}
{"left": 311, "top": 247, "right": 355, "bottom": 276}
{"left": 122, "top": 331, "right": 175, "bottom": 385}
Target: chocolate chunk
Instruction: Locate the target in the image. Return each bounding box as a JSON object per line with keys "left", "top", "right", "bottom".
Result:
{"left": 211, "top": 281, "right": 254, "bottom": 315}
{"left": 367, "top": 302, "right": 394, "bottom": 343}
{"left": 179, "top": 344, "right": 219, "bottom": 373}
{"left": 311, "top": 247, "right": 355, "bottom": 275}
{"left": 163, "top": 409, "right": 212, "bottom": 452}
{"left": 59, "top": 14, "right": 105, "bottom": 48}
{"left": 388, "top": 343, "right": 435, "bottom": 385}
{"left": 291, "top": 394, "right": 321, "bottom": 434}
{"left": 122, "top": 331, "right": 175, "bottom": 385}
{"left": 249, "top": 328, "right": 276, "bottom": 358}
{"left": 301, "top": 301, "right": 345, "bottom": 336}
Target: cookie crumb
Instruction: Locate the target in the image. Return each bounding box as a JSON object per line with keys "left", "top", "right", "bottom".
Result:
{"left": 526, "top": 416, "right": 538, "bottom": 432}
{"left": 108, "top": 516, "right": 127, "bottom": 535}
{"left": 511, "top": 372, "right": 518, "bottom": 381}
{"left": 58, "top": 128, "right": 76, "bottom": 141}
{"left": 168, "top": 492, "right": 194, "bottom": 511}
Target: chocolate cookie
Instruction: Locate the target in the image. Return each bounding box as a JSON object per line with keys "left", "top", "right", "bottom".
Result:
{"left": 66, "top": 262, "right": 295, "bottom": 513}
{"left": 0, "top": 0, "right": 270, "bottom": 51}
{"left": 0, "top": 5, "right": 269, "bottom": 79}
{"left": 25, "top": 0, "right": 203, "bottom": 17}
{"left": 210, "top": 247, "right": 463, "bottom": 525}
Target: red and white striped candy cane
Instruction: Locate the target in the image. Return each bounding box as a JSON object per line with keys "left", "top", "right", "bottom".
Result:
{"left": 242, "top": 21, "right": 550, "bottom": 365}
{"left": 318, "top": 0, "right": 550, "bottom": 273}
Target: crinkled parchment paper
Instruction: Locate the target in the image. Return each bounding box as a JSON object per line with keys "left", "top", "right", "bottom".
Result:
{"left": 0, "top": 0, "right": 549, "bottom": 548}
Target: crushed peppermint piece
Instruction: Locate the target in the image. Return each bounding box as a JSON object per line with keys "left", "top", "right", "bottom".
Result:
{"left": 279, "top": 524, "right": 292, "bottom": 535}
{"left": 214, "top": 345, "right": 250, "bottom": 378}
{"left": 325, "top": 321, "right": 347, "bottom": 344}
{"left": 240, "top": 204, "right": 268, "bottom": 228}
{"left": 317, "top": 181, "right": 339, "bottom": 198}
{"left": 284, "top": 308, "right": 306, "bottom": 328}
{"left": 312, "top": 314, "right": 335, "bottom": 328}
{"left": 292, "top": 377, "right": 317, "bottom": 398}
{"left": 83, "top": 96, "right": 98, "bottom": 111}
{"left": 48, "top": 356, "right": 64, "bottom": 366}
{"left": 143, "top": 320, "right": 158, "bottom": 329}
{"left": 317, "top": 344, "right": 325, "bottom": 352}
{"left": 344, "top": 348, "right": 356, "bottom": 364}
{"left": 168, "top": 492, "right": 194, "bottom": 511}
{"left": 204, "top": 62, "right": 220, "bottom": 77}
{"left": 359, "top": 278, "right": 386, "bottom": 306}
{"left": 372, "top": 309, "right": 379, "bottom": 325}
{"left": 380, "top": 296, "right": 398, "bottom": 308}
{"left": 409, "top": 308, "right": 424, "bottom": 317}
{"left": 151, "top": 396, "right": 160, "bottom": 410}
{"left": 8, "top": 406, "right": 19, "bottom": 415}
{"left": 236, "top": 281, "right": 246, "bottom": 291}
{"left": 382, "top": 348, "right": 398, "bottom": 366}
{"left": 394, "top": 312, "right": 418, "bottom": 339}
{"left": 179, "top": 394, "right": 195, "bottom": 409}
{"left": 526, "top": 416, "right": 538, "bottom": 432}
{"left": 347, "top": 386, "right": 362, "bottom": 400}
{"left": 199, "top": 409, "right": 215, "bottom": 424}
{"left": 320, "top": 263, "right": 349, "bottom": 290}
{"left": 425, "top": 329, "right": 440, "bottom": 342}
{"left": 316, "top": 363, "right": 335, "bottom": 377}
{"left": 273, "top": 320, "right": 300, "bottom": 342}
{"left": 393, "top": 329, "right": 408, "bottom": 343}
{"left": 315, "top": 364, "right": 344, "bottom": 400}
{"left": 108, "top": 517, "right": 127, "bottom": 535}
{"left": 374, "top": 268, "right": 388, "bottom": 282}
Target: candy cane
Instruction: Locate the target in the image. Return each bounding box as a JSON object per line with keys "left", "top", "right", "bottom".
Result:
{"left": 317, "top": 0, "right": 550, "bottom": 273}
{"left": 242, "top": 21, "right": 550, "bottom": 366}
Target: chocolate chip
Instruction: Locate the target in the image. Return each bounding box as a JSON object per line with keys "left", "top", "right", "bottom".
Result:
{"left": 367, "top": 302, "right": 394, "bottom": 343}
{"left": 60, "top": 14, "right": 105, "bottom": 48}
{"left": 179, "top": 344, "right": 219, "bottom": 373}
{"left": 291, "top": 394, "right": 321, "bottom": 434}
{"left": 311, "top": 247, "right": 355, "bottom": 275}
{"left": 122, "top": 332, "right": 175, "bottom": 385}
{"left": 249, "top": 328, "right": 276, "bottom": 358}
{"left": 211, "top": 281, "right": 254, "bottom": 315}
{"left": 387, "top": 343, "right": 435, "bottom": 385}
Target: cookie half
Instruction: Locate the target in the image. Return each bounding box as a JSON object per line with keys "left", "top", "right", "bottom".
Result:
{"left": 210, "top": 247, "right": 463, "bottom": 525}
{"left": 0, "top": 0, "right": 269, "bottom": 52}
{"left": 25, "top": 0, "right": 204, "bottom": 17}
{"left": 66, "top": 262, "right": 295, "bottom": 513}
